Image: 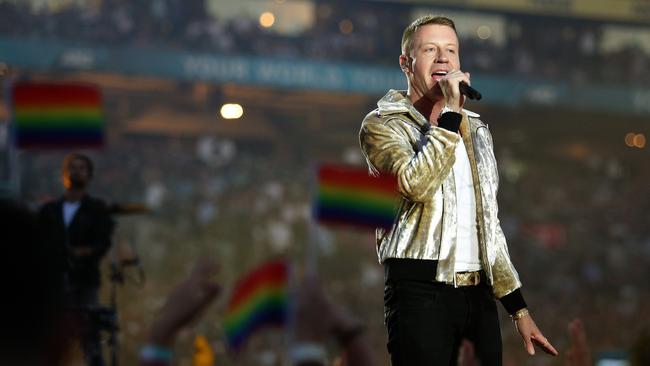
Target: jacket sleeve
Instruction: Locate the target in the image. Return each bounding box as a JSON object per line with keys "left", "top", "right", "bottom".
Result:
{"left": 37, "top": 203, "right": 68, "bottom": 273}
{"left": 472, "top": 121, "right": 526, "bottom": 310}
{"left": 492, "top": 222, "right": 525, "bottom": 307}
{"left": 91, "top": 201, "right": 115, "bottom": 261}
{"left": 75, "top": 199, "right": 115, "bottom": 263}
{"left": 359, "top": 113, "right": 460, "bottom": 202}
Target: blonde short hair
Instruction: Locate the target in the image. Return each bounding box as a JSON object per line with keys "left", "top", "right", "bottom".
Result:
{"left": 401, "top": 15, "right": 457, "bottom": 56}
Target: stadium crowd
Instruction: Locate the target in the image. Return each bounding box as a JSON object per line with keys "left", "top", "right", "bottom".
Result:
{"left": 1, "top": 0, "right": 649, "bottom": 87}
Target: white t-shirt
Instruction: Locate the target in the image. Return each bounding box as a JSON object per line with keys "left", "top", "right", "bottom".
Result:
{"left": 451, "top": 137, "right": 481, "bottom": 272}
{"left": 63, "top": 201, "right": 81, "bottom": 228}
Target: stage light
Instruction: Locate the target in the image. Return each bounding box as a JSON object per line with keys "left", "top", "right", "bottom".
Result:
{"left": 626, "top": 132, "right": 646, "bottom": 149}
{"left": 259, "top": 12, "right": 275, "bottom": 28}
{"left": 339, "top": 19, "right": 354, "bottom": 34}
{"left": 633, "top": 133, "right": 646, "bottom": 148}
{"left": 220, "top": 103, "right": 243, "bottom": 120}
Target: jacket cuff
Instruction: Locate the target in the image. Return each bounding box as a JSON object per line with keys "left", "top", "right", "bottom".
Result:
{"left": 498, "top": 288, "right": 527, "bottom": 315}
{"left": 437, "top": 112, "right": 462, "bottom": 132}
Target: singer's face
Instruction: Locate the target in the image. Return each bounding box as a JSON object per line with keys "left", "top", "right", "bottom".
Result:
{"left": 404, "top": 24, "right": 460, "bottom": 101}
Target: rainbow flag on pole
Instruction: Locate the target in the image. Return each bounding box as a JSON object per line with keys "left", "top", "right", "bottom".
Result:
{"left": 11, "top": 82, "right": 104, "bottom": 149}
{"left": 315, "top": 164, "right": 399, "bottom": 230}
{"left": 223, "top": 260, "right": 290, "bottom": 351}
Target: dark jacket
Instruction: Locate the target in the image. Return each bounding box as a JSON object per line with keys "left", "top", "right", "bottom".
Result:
{"left": 38, "top": 195, "right": 115, "bottom": 289}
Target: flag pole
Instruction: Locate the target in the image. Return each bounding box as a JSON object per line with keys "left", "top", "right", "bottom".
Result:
{"left": 284, "top": 162, "right": 322, "bottom": 366}
{"left": 306, "top": 161, "right": 321, "bottom": 276}
{"left": 283, "top": 258, "right": 296, "bottom": 366}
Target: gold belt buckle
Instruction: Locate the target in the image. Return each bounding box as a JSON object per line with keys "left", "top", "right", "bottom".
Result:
{"left": 455, "top": 271, "right": 481, "bottom": 286}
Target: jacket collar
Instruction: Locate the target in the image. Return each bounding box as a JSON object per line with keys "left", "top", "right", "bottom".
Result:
{"left": 377, "top": 89, "right": 481, "bottom": 127}
{"left": 58, "top": 193, "right": 90, "bottom": 207}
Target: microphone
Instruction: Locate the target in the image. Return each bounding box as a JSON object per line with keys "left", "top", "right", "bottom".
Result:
{"left": 459, "top": 82, "right": 482, "bottom": 101}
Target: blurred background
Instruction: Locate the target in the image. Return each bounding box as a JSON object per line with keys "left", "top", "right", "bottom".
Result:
{"left": 0, "top": 0, "right": 648, "bottom": 365}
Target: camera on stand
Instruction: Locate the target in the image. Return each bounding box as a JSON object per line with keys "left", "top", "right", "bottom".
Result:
{"left": 76, "top": 203, "right": 148, "bottom": 366}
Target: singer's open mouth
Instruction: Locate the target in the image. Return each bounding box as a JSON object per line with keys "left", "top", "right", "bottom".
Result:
{"left": 431, "top": 71, "right": 448, "bottom": 81}
{"left": 431, "top": 71, "right": 447, "bottom": 82}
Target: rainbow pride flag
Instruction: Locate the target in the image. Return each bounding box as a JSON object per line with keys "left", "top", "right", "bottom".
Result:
{"left": 11, "top": 82, "right": 104, "bottom": 149}
{"left": 223, "top": 260, "right": 290, "bottom": 351}
{"left": 315, "top": 164, "right": 399, "bottom": 230}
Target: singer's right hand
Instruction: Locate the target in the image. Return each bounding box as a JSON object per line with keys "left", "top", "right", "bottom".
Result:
{"left": 439, "top": 70, "right": 470, "bottom": 112}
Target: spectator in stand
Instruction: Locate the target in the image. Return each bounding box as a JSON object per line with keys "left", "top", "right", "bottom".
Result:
{"left": 1, "top": 1, "right": 649, "bottom": 86}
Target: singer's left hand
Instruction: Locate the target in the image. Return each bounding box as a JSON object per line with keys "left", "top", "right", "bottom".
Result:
{"left": 515, "top": 314, "right": 558, "bottom": 356}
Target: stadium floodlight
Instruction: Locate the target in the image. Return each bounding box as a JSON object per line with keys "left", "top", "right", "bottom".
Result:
{"left": 220, "top": 103, "right": 244, "bottom": 120}
{"left": 259, "top": 12, "right": 275, "bottom": 28}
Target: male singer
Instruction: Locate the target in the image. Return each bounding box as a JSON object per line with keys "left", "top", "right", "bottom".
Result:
{"left": 39, "top": 153, "right": 114, "bottom": 366}
{"left": 359, "top": 15, "right": 558, "bottom": 365}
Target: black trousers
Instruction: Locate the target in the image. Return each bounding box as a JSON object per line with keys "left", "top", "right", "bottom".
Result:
{"left": 384, "top": 260, "right": 502, "bottom": 366}
{"left": 67, "top": 287, "right": 105, "bottom": 366}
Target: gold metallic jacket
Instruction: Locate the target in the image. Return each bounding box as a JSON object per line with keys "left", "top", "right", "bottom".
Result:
{"left": 359, "top": 90, "right": 521, "bottom": 298}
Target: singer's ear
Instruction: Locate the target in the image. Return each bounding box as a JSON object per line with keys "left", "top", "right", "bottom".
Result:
{"left": 399, "top": 54, "right": 411, "bottom": 73}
